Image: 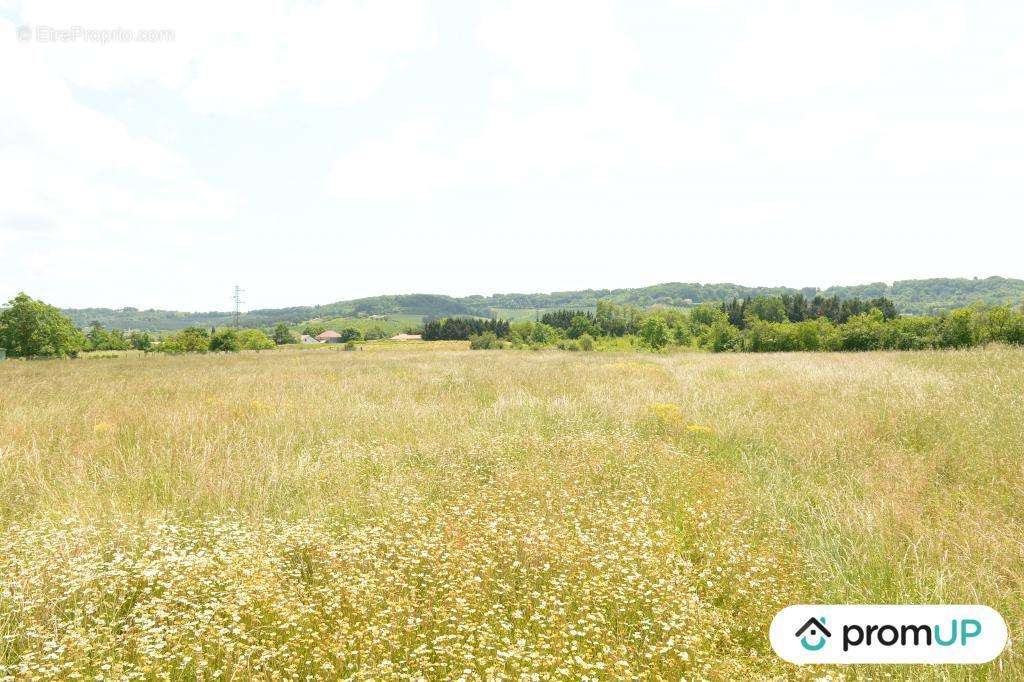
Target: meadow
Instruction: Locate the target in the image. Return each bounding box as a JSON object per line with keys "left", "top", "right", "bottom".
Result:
{"left": 0, "top": 344, "right": 1020, "bottom": 679}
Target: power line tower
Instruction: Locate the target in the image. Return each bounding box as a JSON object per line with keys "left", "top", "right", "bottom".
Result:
{"left": 232, "top": 285, "right": 245, "bottom": 328}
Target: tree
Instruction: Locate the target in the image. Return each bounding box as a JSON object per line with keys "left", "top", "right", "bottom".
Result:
{"left": 338, "top": 328, "right": 362, "bottom": 342}
{"left": 160, "top": 326, "right": 210, "bottom": 353}
{"left": 702, "top": 319, "right": 740, "bottom": 352}
{"left": 566, "top": 314, "right": 600, "bottom": 339}
{"left": 0, "top": 293, "right": 85, "bottom": 357}
{"left": 86, "top": 321, "right": 110, "bottom": 351}
{"left": 272, "top": 323, "right": 296, "bottom": 345}
{"left": 129, "top": 331, "right": 152, "bottom": 351}
{"left": 237, "top": 328, "right": 275, "bottom": 350}
{"left": 745, "top": 296, "right": 787, "bottom": 323}
{"left": 639, "top": 317, "right": 669, "bottom": 350}
{"left": 302, "top": 323, "right": 326, "bottom": 338}
{"left": 209, "top": 329, "right": 241, "bottom": 352}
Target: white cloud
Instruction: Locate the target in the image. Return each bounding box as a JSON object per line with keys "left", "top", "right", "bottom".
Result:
{"left": 0, "top": 16, "right": 234, "bottom": 256}
{"left": 8, "top": 0, "right": 432, "bottom": 112}
{"left": 3, "top": 0, "right": 1024, "bottom": 309}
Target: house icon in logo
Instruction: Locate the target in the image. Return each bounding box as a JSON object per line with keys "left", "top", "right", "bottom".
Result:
{"left": 795, "top": 616, "right": 831, "bottom": 651}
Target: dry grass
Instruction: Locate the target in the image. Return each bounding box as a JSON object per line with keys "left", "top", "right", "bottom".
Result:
{"left": 0, "top": 345, "right": 1021, "bottom": 679}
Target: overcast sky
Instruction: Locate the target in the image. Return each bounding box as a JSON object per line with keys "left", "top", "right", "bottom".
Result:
{"left": 2, "top": 1, "right": 1023, "bottom": 311}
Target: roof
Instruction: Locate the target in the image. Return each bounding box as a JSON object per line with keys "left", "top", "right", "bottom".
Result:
{"left": 795, "top": 617, "right": 831, "bottom": 638}
{"left": 315, "top": 330, "right": 342, "bottom": 340}
{"left": 390, "top": 333, "right": 422, "bottom": 341}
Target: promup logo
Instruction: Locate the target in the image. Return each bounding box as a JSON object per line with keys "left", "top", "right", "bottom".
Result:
{"left": 770, "top": 605, "right": 1007, "bottom": 664}
{"left": 795, "top": 617, "right": 830, "bottom": 651}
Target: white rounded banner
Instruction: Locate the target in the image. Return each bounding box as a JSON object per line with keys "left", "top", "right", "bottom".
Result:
{"left": 770, "top": 605, "right": 1008, "bottom": 664}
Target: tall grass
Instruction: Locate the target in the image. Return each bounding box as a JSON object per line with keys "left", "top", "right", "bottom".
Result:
{"left": 0, "top": 345, "right": 1019, "bottom": 678}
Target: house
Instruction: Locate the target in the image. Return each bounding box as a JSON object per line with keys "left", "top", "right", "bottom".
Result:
{"left": 315, "top": 330, "right": 343, "bottom": 343}
{"left": 299, "top": 334, "right": 318, "bottom": 344}
{"left": 389, "top": 333, "right": 422, "bottom": 341}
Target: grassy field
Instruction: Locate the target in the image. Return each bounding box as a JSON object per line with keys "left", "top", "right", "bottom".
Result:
{"left": 0, "top": 345, "right": 1020, "bottom": 679}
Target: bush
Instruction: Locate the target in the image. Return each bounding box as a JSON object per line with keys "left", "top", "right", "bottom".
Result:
{"left": 639, "top": 317, "right": 669, "bottom": 350}
{"left": 566, "top": 314, "right": 601, "bottom": 339}
{"left": 702, "top": 320, "right": 740, "bottom": 352}
{"left": 509, "top": 322, "right": 559, "bottom": 347}
{"left": 158, "top": 326, "right": 210, "bottom": 353}
{"left": 209, "top": 329, "right": 241, "bottom": 352}
{"left": 579, "top": 333, "right": 595, "bottom": 351}
{"left": 556, "top": 339, "right": 580, "bottom": 351}
{"left": 237, "top": 329, "right": 275, "bottom": 350}
{"left": 343, "top": 340, "right": 358, "bottom": 351}
{"left": 469, "top": 332, "right": 503, "bottom": 350}
{"left": 129, "top": 331, "right": 152, "bottom": 351}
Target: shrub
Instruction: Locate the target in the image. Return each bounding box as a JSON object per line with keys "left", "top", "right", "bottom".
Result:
{"left": 639, "top": 317, "right": 669, "bottom": 350}
{"left": 158, "top": 326, "right": 210, "bottom": 353}
{"left": 566, "top": 315, "right": 601, "bottom": 339}
{"left": 702, "top": 320, "right": 740, "bottom": 352}
{"left": 209, "top": 329, "right": 241, "bottom": 352}
{"left": 556, "top": 339, "right": 580, "bottom": 351}
{"left": 237, "top": 329, "right": 275, "bottom": 350}
{"left": 469, "top": 332, "right": 503, "bottom": 350}
{"left": 129, "top": 331, "right": 152, "bottom": 351}
{"left": 510, "top": 322, "right": 559, "bottom": 347}
{"left": 579, "top": 333, "right": 595, "bottom": 351}
{"left": 343, "top": 340, "right": 358, "bottom": 351}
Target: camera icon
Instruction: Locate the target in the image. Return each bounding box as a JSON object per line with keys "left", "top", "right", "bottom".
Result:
{"left": 17, "top": 25, "right": 32, "bottom": 42}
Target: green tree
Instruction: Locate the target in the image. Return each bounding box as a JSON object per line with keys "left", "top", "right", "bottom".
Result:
{"left": 937, "top": 309, "right": 976, "bottom": 349}
{"left": 86, "top": 321, "right": 110, "bottom": 351}
{"left": 639, "top": 317, "right": 669, "bottom": 350}
{"left": 745, "top": 296, "right": 788, "bottom": 323}
{"left": 338, "top": 328, "right": 363, "bottom": 342}
{"left": 237, "top": 329, "right": 275, "bottom": 350}
{"left": 106, "top": 329, "right": 130, "bottom": 351}
{"left": 690, "top": 304, "right": 727, "bottom": 327}
{"left": 302, "top": 323, "right": 326, "bottom": 338}
{"left": 272, "top": 323, "right": 296, "bottom": 345}
{"left": 566, "top": 314, "right": 600, "bottom": 339}
{"left": 129, "top": 331, "right": 152, "bottom": 351}
{"left": 160, "top": 326, "right": 210, "bottom": 353}
{"left": 209, "top": 329, "right": 241, "bottom": 352}
{"left": 702, "top": 319, "right": 740, "bottom": 352}
{"left": 0, "top": 293, "right": 85, "bottom": 357}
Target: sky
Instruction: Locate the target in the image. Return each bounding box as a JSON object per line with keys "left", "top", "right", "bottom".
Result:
{"left": 1, "top": 0, "right": 1023, "bottom": 312}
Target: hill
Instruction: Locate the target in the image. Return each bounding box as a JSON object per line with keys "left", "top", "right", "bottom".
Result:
{"left": 60, "top": 277, "right": 1024, "bottom": 331}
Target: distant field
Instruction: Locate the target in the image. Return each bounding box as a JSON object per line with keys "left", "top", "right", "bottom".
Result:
{"left": 1, "top": 346, "right": 1021, "bottom": 678}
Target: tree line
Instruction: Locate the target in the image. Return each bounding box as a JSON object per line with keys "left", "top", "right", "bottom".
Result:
{"left": 422, "top": 317, "right": 510, "bottom": 341}
{"left": 456, "top": 296, "right": 1024, "bottom": 353}
{"left": 5, "top": 290, "right": 1024, "bottom": 358}
{"left": 0, "top": 293, "right": 285, "bottom": 357}
{"left": 55, "top": 277, "right": 1024, "bottom": 330}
